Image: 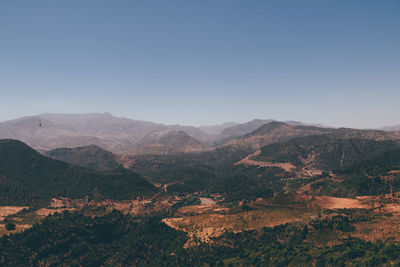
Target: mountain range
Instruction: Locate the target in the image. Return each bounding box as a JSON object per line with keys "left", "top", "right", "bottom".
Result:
{"left": 2, "top": 115, "right": 400, "bottom": 265}
{"left": 381, "top": 125, "right": 400, "bottom": 131}
{"left": 1, "top": 113, "right": 400, "bottom": 155}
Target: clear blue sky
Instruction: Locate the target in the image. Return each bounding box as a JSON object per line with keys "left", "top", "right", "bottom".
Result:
{"left": 0, "top": 0, "right": 399, "bottom": 128}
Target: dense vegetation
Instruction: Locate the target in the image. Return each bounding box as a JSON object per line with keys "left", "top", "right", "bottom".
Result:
{"left": 3, "top": 135, "right": 400, "bottom": 266}
{"left": 255, "top": 141, "right": 309, "bottom": 167}
{"left": 0, "top": 139, "right": 157, "bottom": 205}
{"left": 340, "top": 148, "right": 400, "bottom": 176}
{"left": 330, "top": 148, "right": 400, "bottom": 196}
{"left": 130, "top": 138, "right": 400, "bottom": 200}
{"left": 132, "top": 146, "right": 289, "bottom": 202}
{"left": 0, "top": 211, "right": 191, "bottom": 266}
{"left": 254, "top": 136, "right": 398, "bottom": 171}
{"left": 307, "top": 148, "right": 400, "bottom": 197}
{"left": 2, "top": 211, "right": 400, "bottom": 266}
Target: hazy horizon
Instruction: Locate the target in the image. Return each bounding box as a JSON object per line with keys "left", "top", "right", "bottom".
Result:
{"left": 1, "top": 1, "right": 399, "bottom": 128}
{"left": 0, "top": 111, "right": 396, "bottom": 130}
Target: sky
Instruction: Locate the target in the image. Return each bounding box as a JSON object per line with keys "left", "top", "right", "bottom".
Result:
{"left": 0, "top": 0, "right": 399, "bottom": 128}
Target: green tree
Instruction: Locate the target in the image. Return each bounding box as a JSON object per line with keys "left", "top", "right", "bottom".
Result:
{"left": 5, "top": 222, "right": 15, "bottom": 231}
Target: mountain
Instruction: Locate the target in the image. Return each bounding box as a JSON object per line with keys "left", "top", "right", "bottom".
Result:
{"left": 341, "top": 148, "right": 400, "bottom": 176}
{"left": 166, "top": 125, "right": 210, "bottom": 142}
{"left": 224, "top": 121, "right": 330, "bottom": 149}
{"left": 3, "top": 113, "right": 399, "bottom": 156}
{"left": 0, "top": 113, "right": 212, "bottom": 154}
{"left": 0, "top": 122, "right": 15, "bottom": 139}
{"left": 0, "top": 139, "right": 157, "bottom": 205}
{"left": 128, "top": 131, "right": 207, "bottom": 155}
{"left": 252, "top": 135, "right": 399, "bottom": 171}
{"left": 382, "top": 125, "right": 400, "bottom": 131}
{"left": 283, "top": 120, "right": 330, "bottom": 128}
{"left": 159, "top": 130, "right": 207, "bottom": 150}
{"left": 198, "top": 122, "right": 238, "bottom": 135}
{"left": 225, "top": 121, "right": 400, "bottom": 150}
{"left": 45, "top": 145, "right": 120, "bottom": 171}
{"left": 37, "top": 113, "right": 165, "bottom": 141}
{"left": 329, "top": 127, "right": 400, "bottom": 140}
{"left": 0, "top": 113, "right": 151, "bottom": 153}
{"left": 220, "top": 119, "right": 275, "bottom": 137}
{"left": 218, "top": 119, "right": 329, "bottom": 140}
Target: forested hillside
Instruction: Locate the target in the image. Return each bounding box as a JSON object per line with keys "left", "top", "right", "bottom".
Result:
{"left": 0, "top": 139, "right": 157, "bottom": 205}
{"left": 2, "top": 211, "right": 400, "bottom": 266}
{"left": 45, "top": 145, "right": 120, "bottom": 171}
{"left": 253, "top": 136, "right": 399, "bottom": 171}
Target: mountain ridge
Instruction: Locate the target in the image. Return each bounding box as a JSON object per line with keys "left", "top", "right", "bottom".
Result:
{"left": 1, "top": 113, "right": 399, "bottom": 155}
{"left": 0, "top": 139, "right": 157, "bottom": 205}
{"left": 45, "top": 144, "right": 120, "bottom": 171}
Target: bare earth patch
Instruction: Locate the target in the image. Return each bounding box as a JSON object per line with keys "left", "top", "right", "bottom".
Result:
{"left": 177, "top": 204, "right": 228, "bottom": 216}
{"left": 0, "top": 206, "right": 28, "bottom": 221}
{"left": 312, "top": 196, "right": 371, "bottom": 209}
{"left": 36, "top": 208, "right": 77, "bottom": 216}
{"left": 0, "top": 224, "right": 31, "bottom": 236}
{"left": 235, "top": 150, "right": 296, "bottom": 172}
{"left": 163, "top": 195, "right": 386, "bottom": 247}
{"left": 199, "top": 197, "right": 216, "bottom": 205}
{"left": 383, "top": 203, "right": 400, "bottom": 214}
{"left": 164, "top": 206, "right": 312, "bottom": 247}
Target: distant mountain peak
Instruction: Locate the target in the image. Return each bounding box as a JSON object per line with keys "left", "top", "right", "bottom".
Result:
{"left": 161, "top": 130, "right": 189, "bottom": 138}
{"left": 249, "top": 121, "right": 289, "bottom": 135}
{"left": 381, "top": 125, "right": 400, "bottom": 132}
{"left": 158, "top": 130, "right": 205, "bottom": 148}
{"left": 220, "top": 119, "right": 275, "bottom": 137}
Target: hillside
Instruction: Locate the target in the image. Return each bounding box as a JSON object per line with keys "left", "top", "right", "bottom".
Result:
{"left": 129, "top": 131, "right": 207, "bottom": 155}
{"left": 382, "top": 125, "right": 400, "bottom": 131}
{"left": 224, "top": 121, "right": 400, "bottom": 150}
{"left": 0, "top": 139, "right": 157, "bottom": 205}
{"left": 309, "top": 148, "right": 400, "bottom": 197}
{"left": 198, "top": 122, "right": 237, "bottom": 135}
{"left": 158, "top": 131, "right": 206, "bottom": 150}
{"left": 3, "top": 137, "right": 400, "bottom": 265}
{"left": 45, "top": 145, "right": 120, "bottom": 171}
{"left": 219, "top": 120, "right": 330, "bottom": 140}
{"left": 252, "top": 135, "right": 399, "bottom": 171}
{"left": 0, "top": 114, "right": 139, "bottom": 153}
{"left": 0, "top": 113, "right": 211, "bottom": 153}
{"left": 220, "top": 119, "right": 274, "bottom": 137}
{"left": 224, "top": 121, "right": 331, "bottom": 149}
{"left": 3, "top": 113, "right": 399, "bottom": 156}
{"left": 341, "top": 148, "right": 400, "bottom": 176}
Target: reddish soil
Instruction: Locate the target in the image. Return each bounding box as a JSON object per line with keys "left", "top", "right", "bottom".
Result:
{"left": 0, "top": 206, "right": 28, "bottom": 221}
{"left": 312, "top": 196, "right": 371, "bottom": 209}
{"left": 235, "top": 150, "right": 296, "bottom": 172}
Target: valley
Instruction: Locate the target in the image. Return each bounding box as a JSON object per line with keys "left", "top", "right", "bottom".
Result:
{"left": 2, "top": 1, "right": 400, "bottom": 265}
{"left": 1, "top": 118, "right": 400, "bottom": 265}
